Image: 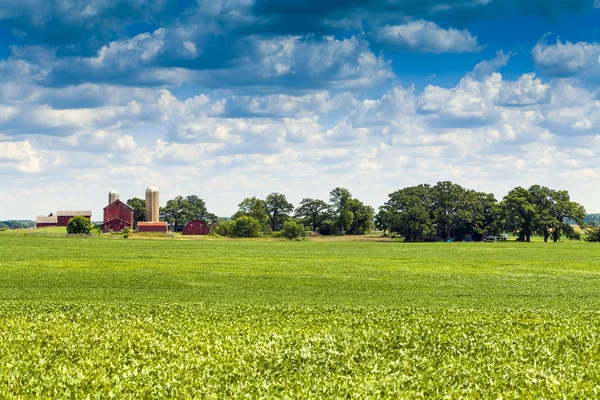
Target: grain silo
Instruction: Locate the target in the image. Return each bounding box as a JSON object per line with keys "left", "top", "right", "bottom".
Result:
{"left": 145, "top": 186, "right": 160, "bottom": 222}
{"left": 108, "top": 190, "right": 119, "bottom": 205}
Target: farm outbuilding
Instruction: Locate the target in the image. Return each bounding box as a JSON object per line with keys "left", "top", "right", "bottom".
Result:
{"left": 137, "top": 221, "right": 169, "bottom": 233}
{"left": 57, "top": 210, "right": 92, "bottom": 226}
{"left": 36, "top": 213, "right": 58, "bottom": 228}
{"left": 182, "top": 220, "right": 210, "bottom": 235}
{"left": 102, "top": 198, "right": 134, "bottom": 232}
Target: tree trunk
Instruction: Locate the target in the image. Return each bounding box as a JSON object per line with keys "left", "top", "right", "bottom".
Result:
{"left": 544, "top": 227, "right": 548, "bottom": 242}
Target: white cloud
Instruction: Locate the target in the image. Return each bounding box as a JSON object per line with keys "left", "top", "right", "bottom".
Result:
{"left": 376, "top": 20, "right": 480, "bottom": 53}
{"left": 533, "top": 38, "right": 600, "bottom": 80}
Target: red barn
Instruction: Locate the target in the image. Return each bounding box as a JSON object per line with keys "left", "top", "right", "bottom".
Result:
{"left": 57, "top": 210, "right": 92, "bottom": 226}
{"left": 182, "top": 220, "right": 210, "bottom": 235}
{"left": 102, "top": 199, "right": 134, "bottom": 232}
{"left": 36, "top": 213, "right": 58, "bottom": 228}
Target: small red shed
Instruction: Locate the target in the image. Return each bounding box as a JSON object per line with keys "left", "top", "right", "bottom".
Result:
{"left": 182, "top": 220, "right": 210, "bottom": 235}
{"left": 102, "top": 199, "right": 134, "bottom": 232}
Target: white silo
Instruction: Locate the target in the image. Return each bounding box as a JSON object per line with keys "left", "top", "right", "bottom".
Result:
{"left": 109, "top": 190, "right": 119, "bottom": 205}
{"left": 145, "top": 186, "right": 160, "bottom": 222}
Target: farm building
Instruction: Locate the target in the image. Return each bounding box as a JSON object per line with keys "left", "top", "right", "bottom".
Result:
{"left": 57, "top": 210, "right": 92, "bottom": 226}
{"left": 137, "top": 221, "right": 169, "bottom": 233}
{"left": 138, "top": 186, "right": 168, "bottom": 233}
{"left": 36, "top": 213, "right": 58, "bottom": 228}
{"left": 102, "top": 198, "right": 134, "bottom": 232}
{"left": 182, "top": 220, "right": 210, "bottom": 235}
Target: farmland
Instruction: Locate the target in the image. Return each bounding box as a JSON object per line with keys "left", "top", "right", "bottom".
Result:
{"left": 1, "top": 235, "right": 600, "bottom": 397}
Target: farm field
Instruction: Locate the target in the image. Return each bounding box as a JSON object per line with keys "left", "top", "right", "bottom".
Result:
{"left": 1, "top": 235, "right": 600, "bottom": 397}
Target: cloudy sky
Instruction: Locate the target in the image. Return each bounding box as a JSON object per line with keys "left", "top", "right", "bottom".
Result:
{"left": 1, "top": 0, "right": 599, "bottom": 220}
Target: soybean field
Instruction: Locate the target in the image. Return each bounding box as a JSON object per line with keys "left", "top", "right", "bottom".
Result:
{"left": 1, "top": 234, "right": 600, "bottom": 398}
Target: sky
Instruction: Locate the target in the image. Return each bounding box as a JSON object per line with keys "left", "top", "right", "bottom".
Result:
{"left": 1, "top": 0, "right": 600, "bottom": 220}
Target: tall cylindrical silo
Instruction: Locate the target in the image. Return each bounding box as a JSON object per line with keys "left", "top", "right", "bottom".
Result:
{"left": 145, "top": 186, "right": 160, "bottom": 222}
{"left": 109, "top": 190, "right": 119, "bottom": 205}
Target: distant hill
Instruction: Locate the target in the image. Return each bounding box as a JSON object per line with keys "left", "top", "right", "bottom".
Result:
{"left": 585, "top": 214, "right": 600, "bottom": 226}
{"left": 0, "top": 220, "right": 35, "bottom": 229}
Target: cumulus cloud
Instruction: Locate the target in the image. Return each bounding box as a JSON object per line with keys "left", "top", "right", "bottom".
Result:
{"left": 533, "top": 38, "right": 600, "bottom": 81}
{"left": 376, "top": 20, "right": 480, "bottom": 53}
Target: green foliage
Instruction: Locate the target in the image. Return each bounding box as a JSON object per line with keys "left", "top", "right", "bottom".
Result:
{"left": 294, "top": 198, "right": 331, "bottom": 232}
{"left": 2, "top": 237, "right": 600, "bottom": 396}
{"left": 230, "top": 216, "right": 261, "bottom": 238}
{"left": 126, "top": 197, "right": 146, "bottom": 225}
{"left": 234, "top": 197, "right": 270, "bottom": 232}
{"left": 0, "top": 220, "right": 35, "bottom": 229}
{"left": 330, "top": 187, "right": 353, "bottom": 234}
{"left": 214, "top": 220, "right": 232, "bottom": 237}
{"left": 160, "top": 195, "right": 216, "bottom": 232}
{"left": 281, "top": 221, "right": 306, "bottom": 240}
{"left": 66, "top": 216, "right": 92, "bottom": 235}
{"left": 3, "top": 304, "right": 600, "bottom": 398}
{"left": 585, "top": 226, "right": 600, "bottom": 242}
{"left": 265, "top": 193, "right": 294, "bottom": 232}
{"left": 122, "top": 226, "right": 131, "bottom": 239}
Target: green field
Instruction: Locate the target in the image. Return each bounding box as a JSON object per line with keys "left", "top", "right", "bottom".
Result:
{"left": 1, "top": 235, "right": 600, "bottom": 397}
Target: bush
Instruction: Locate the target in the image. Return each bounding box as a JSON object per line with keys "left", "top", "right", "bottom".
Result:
{"left": 122, "top": 227, "right": 131, "bottom": 239}
{"left": 585, "top": 226, "right": 600, "bottom": 242}
{"left": 66, "top": 216, "right": 93, "bottom": 235}
{"left": 282, "top": 221, "right": 306, "bottom": 240}
{"left": 214, "top": 220, "right": 232, "bottom": 237}
{"left": 230, "top": 216, "right": 261, "bottom": 238}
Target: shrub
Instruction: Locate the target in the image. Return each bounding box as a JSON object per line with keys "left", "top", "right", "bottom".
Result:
{"left": 66, "top": 216, "right": 93, "bottom": 235}
{"left": 214, "top": 221, "right": 232, "bottom": 237}
{"left": 282, "top": 221, "right": 306, "bottom": 240}
{"left": 123, "top": 227, "right": 131, "bottom": 239}
{"left": 585, "top": 226, "right": 600, "bottom": 242}
{"left": 230, "top": 216, "right": 261, "bottom": 238}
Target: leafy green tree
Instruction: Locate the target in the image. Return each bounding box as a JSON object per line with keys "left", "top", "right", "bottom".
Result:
{"left": 126, "top": 197, "right": 146, "bottom": 225}
{"left": 281, "top": 221, "right": 306, "bottom": 239}
{"left": 265, "top": 193, "right": 294, "bottom": 232}
{"left": 501, "top": 187, "right": 537, "bottom": 242}
{"left": 230, "top": 216, "right": 261, "bottom": 238}
{"left": 548, "top": 189, "right": 585, "bottom": 242}
{"left": 431, "top": 181, "right": 467, "bottom": 241}
{"left": 347, "top": 199, "right": 374, "bottom": 235}
{"left": 66, "top": 216, "right": 93, "bottom": 235}
{"left": 214, "top": 220, "right": 232, "bottom": 237}
{"left": 376, "top": 185, "right": 437, "bottom": 241}
{"left": 295, "top": 198, "right": 331, "bottom": 232}
{"left": 160, "top": 195, "right": 215, "bottom": 232}
{"left": 234, "top": 197, "right": 269, "bottom": 231}
{"left": 330, "top": 187, "right": 354, "bottom": 234}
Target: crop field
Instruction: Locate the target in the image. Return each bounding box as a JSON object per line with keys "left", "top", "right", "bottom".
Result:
{"left": 1, "top": 235, "right": 600, "bottom": 397}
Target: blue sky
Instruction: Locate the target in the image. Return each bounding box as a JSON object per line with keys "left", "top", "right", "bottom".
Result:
{"left": 1, "top": 0, "right": 599, "bottom": 219}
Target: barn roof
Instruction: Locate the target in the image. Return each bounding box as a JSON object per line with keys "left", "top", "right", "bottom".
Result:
{"left": 57, "top": 210, "right": 92, "bottom": 217}
{"left": 36, "top": 215, "right": 57, "bottom": 224}
{"left": 103, "top": 199, "right": 134, "bottom": 211}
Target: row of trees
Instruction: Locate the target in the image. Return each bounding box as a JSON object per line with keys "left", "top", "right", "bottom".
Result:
{"left": 375, "top": 182, "right": 586, "bottom": 242}
{"left": 226, "top": 188, "right": 374, "bottom": 236}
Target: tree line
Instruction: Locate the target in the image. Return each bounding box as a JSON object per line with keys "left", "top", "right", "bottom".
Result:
{"left": 126, "top": 188, "right": 374, "bottom": 238}
{"left": 375, "top": 182, "right": 586, "bottom": 242}
{"left": 123, "top": 181, "right": 594, "bottom": 242}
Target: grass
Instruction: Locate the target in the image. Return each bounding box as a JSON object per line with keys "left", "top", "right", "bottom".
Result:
{"left": 1, "top": 234, "right": 600, "bottom": 397}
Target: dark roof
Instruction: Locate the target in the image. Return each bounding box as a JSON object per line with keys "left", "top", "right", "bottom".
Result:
{"left": 57, "top": 210, "right": 92, "bottom": 217}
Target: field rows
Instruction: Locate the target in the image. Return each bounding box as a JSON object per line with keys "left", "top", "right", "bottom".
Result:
{"left": 2, "top": 304, "right": 600, "bottom": 398}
